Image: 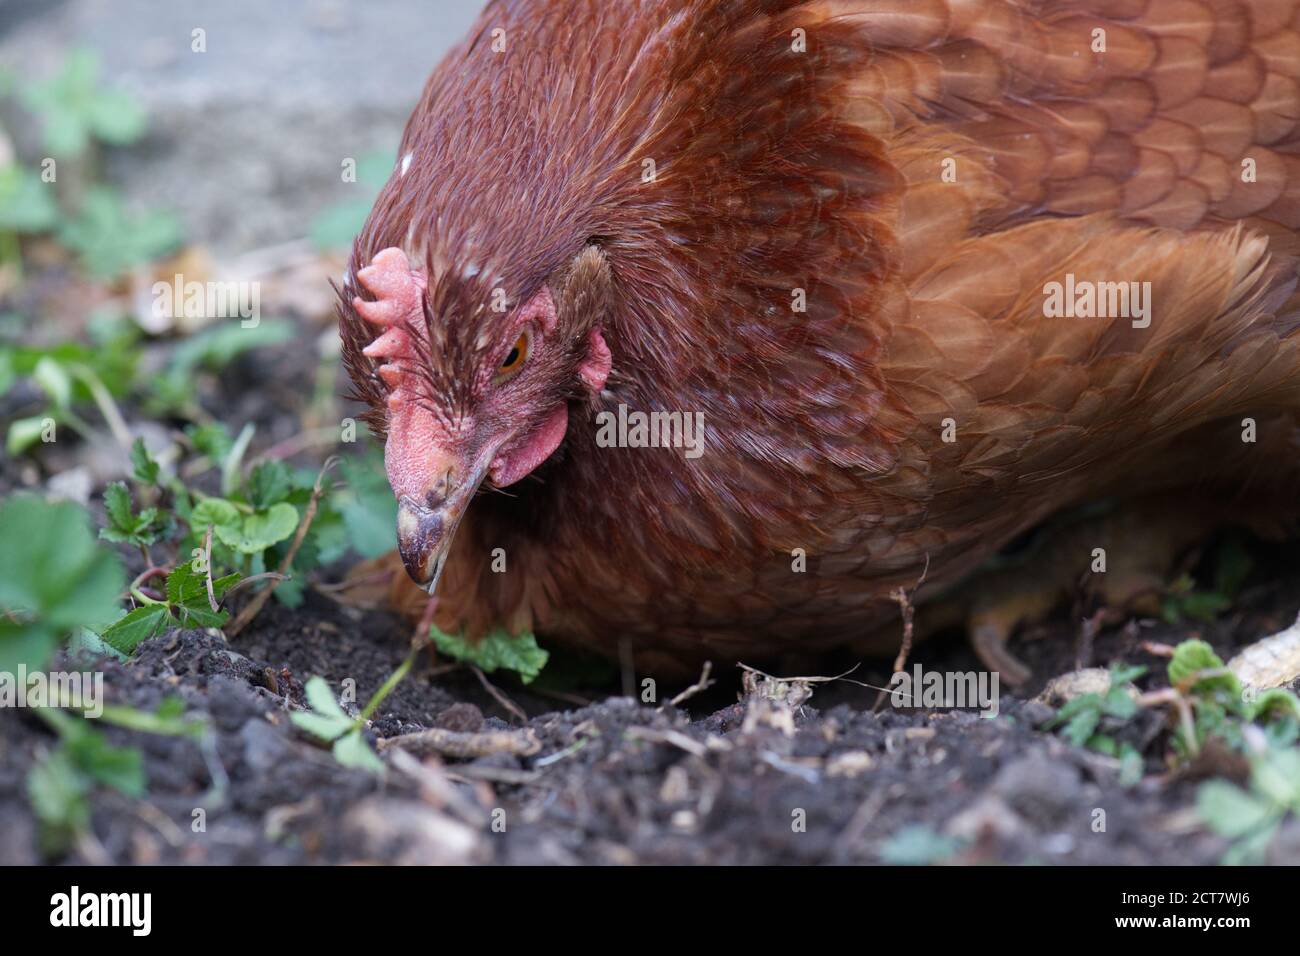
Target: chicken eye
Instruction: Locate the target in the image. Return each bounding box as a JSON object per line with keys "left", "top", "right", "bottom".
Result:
{"left": 498, "top": 333, "right": 529, "bottom": 376}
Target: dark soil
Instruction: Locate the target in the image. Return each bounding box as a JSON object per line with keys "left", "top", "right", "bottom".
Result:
{"left": 4, "top": 557, "right": 1300, "bottom": 865}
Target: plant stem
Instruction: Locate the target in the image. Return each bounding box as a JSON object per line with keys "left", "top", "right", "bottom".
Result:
{"left": 358, "top": 646, "right": 418, "bottom": 724}
{"left": 67, "top": 362, "right": 133, "bottom": 452}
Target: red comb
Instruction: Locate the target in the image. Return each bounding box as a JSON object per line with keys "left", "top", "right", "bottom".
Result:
{"left": 353, "top": 247, "right": 427, "bottom": 403}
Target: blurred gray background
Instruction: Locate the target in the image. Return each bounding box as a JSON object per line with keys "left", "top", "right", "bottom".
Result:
{"left": 0, "top": 0, "right": 487, "bottom": 252}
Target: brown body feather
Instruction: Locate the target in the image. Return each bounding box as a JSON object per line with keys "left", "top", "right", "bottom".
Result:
{"left": 341, "top": 0, "right": 1300, "bottom": 674}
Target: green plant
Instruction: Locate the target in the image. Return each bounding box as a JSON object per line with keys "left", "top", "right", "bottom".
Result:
{"left": 1, "top": 326, "right": 140, "bottom": 455}
{"left": 27, "top": 697, "right": 209, "bottom": 856}
{"left": 0, "top": 496, "right": 125, "bottom": 673}
{"left": 1161, "top": 536, "right": 1253, "bottom": 625}
{"left": 1043, "top": 662, "right": 1147, "bottom": 785}
{"left": 101, "top": 563, "right": 241, "bottom": 655}
{"left": 1045, "top": 640, "right": 1300, "bottom": 798}
{"left": 0, "top": 49, "right": 179, "bottom": 284}
{"left": 430, "top": 624, "right": 549, "bottom": 684}
{"left": 145, "top": 320, "right": 296, "bottom": 416}
{"left": 878, "top": 825, "right": 963, "bottom": 865}
{"left": 333, "top": 452, "right": 399, "bottom": 560}
{"left": 1198, "top": 746, "right": 1300, "bottom": 865}
{"left": 0, "top": 163, "right": 59, "bottom": 234}
{"left": 309, "top": 149, "right": 396, "bottom": 249}
{"left": 100, "top": 480, "right": 168, "bottom": 556}
{"left": 19, "top": 49, "right": 146, "bottom": 157}
{"left": 56, "top": 186, "right": 181, "bottom": 279}
{"left": 27, "top": 712, "right": 142, "bottom": 855}
{"left": 291, "top": 676, "right": 389, "bottom": 774}
{"left": 1167, "top": 639, "right": 1300, "bottom": 757}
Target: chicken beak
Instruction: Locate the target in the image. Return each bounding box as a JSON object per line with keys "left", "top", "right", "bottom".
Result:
{"left": 394, "top": 456, "right": 491, "bottom": 595}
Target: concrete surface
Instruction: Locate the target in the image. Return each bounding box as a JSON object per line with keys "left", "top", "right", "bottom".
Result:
{"left": 0, "top": 0, "right": 487, "bottom": 251}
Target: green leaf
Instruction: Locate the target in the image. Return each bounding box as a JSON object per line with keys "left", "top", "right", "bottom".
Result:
{"left": 27, "top": 749, "right": 90, "bottom": 853}
{"left": 21, "top": 49, "right": 147, "bottom": 156}
{"left": 1213, "top": 536, "right": 1254, "bottom": 597}
{"left": 1062, "top": 707, "right": 1101, "bottom": 748}
{"left": 191, "top": 497, "right": 242, "bottom": 532}
{"left": 0, "top": 349, "right": 15, "bottom": 396}
{"left": 0, "top": 621, "right": 60, "bottom": 676}
{"left": 99, "top": 604, "right": 171, "bottom": 654}
{"left": 332, "top": 728, "right": 384, "bottom": 774}
{"left": 1248, "top": 689, "right": 1300, "bottom": 724}
{"left": 185, "top": 422, "right": 233, "bottom": 461}
{"left": 1102, "top": 685, "right": 1138, "bottom": 720}
{"left": 303, "top": 675, "right": 349, "bottom": 721}
{"left": 214, "top": 502, "right": 298, "bottom": 555}
{"left": 1108, "top": 663, "right": 1147, "bottom": 687}
{"left": 102, "top": 482, "right": 134, "bottom": 531}
{"left": 156, "top": 697, "right": 186, "bottom": 722}
{"left": 1168, "top": 639, "right": 1238, "bottom": 694}
{"left": 430, "top": 625, "right": 550, "bottom": 684}
{"left": 66, "top": 626, "right": 128, "bottom": 663}
{"left": 130, "top": 437, "right": 160, "bottom": 485}
{"left": 1222, "top": 820, "right": 1281, "bottom": 866}
{"left": 1197, "top": 780, "right": 1279, "bottom": 839}
{"left": 1118, "top": 744, "right": 1145, "bottom": 787}
{"left": 1088, "top": 733, "right": 1116, "bottom": 756}
{"left": 6, "top": 415, "right": 50, "bottom": 455}
{"left": 308, "top": 149, "right": 396, "bottom": 250}
{"left": 165, "top": 562, "right": 236, "bottom": 608}
{"left": 99, "top": 698, "right": 205, "bottom": 739}
{"left": 1250, "top": 748, "right": 1300, "bottom": 809}
{"left": 86, "top": 89, "right": 146, "bottom": 144}
{"left": 337, "top": 453, "right": 398, "bottom": 559}
{"left": 309, "top": 199, "right": 374, "bottom": 250}
{"left": 1177, "top": 591, "right": 1231, "bottom": 623}
{"left": 878, "top": 825, "right": 962, "bottom": 865}
{"left": 248, "top": 460, "right": 293, "bottom": 509}
{"left": 32, "top": 356, "right": 72, "bottom": 409}
{"left": 0, "top": 163, "right": 59, "bottom": 233}
{"left": 0, "top": 496, "right": 125, "bottom": 649}
{"left": 1045, "top": 692, "right": 1101, "bottom": 729}
{"left": 65, "top": 728, "right": 145, "bottom": 797}
{"left": 291, "top": 677, "right": 354, "bottom": 743}
{"left": 175, "top": 603, "right": 228, "bottom": 629}
{"left": 164, "top": 564, "right": 238, "bottom": 630}
{"left": 98, "top": 482, "right": 160, "bottom": 547}
{"left": 290, "top": 710, "right": 351, "bottom": 742}
{"left": 57, "top": 187, "right": 181, "bottom": 279}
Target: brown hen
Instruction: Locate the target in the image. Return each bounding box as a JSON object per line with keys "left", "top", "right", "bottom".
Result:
{"left": 338, "top": 0, "right": 1300, "bottom": 679}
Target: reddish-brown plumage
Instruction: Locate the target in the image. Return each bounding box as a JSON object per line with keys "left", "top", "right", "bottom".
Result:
{"left": 340, "top": 0, "right": 1300, "bottom": 676}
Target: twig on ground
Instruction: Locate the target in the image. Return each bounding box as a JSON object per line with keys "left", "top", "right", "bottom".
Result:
{"left": 874, "top": 556, "right": 929, "bottom": 712}
{"left": 1076, "top": 606, "right": 1105, "bottom": 671}
{"left": 667, "top": 661, "right": 714, "bottom": 709}
{"left": 386, "top": 748, "right": 484, "bottom": 825}
{"left": 470, "top": 665, "right": 527, "bottom": 724}
{"left": 1141, "top": 640, "right": 1177, "bottom": 658}
{"left": 376, "top": 726, "right": 541, "bottom": 758}
{"left": 625, "top": 725, "right": 709, "bottom": 758}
